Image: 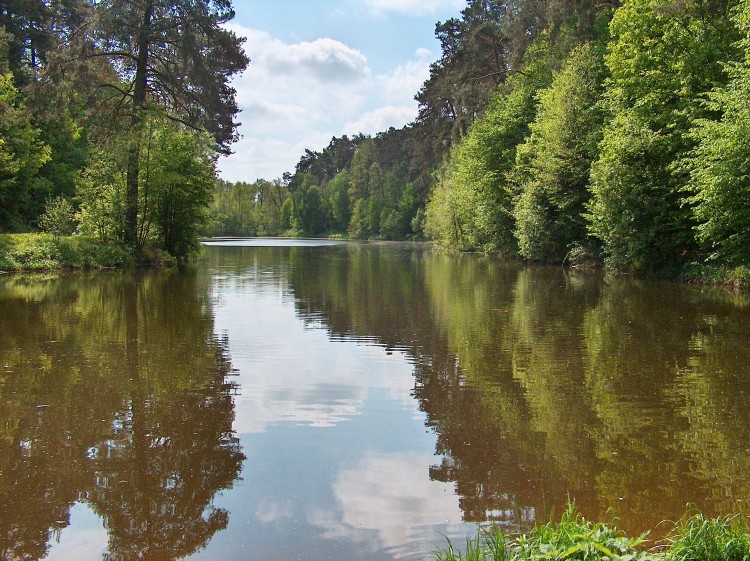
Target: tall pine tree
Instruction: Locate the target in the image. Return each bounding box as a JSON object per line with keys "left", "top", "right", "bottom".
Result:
{"left": 80, "top": 0, "right": 248, "bottom": 247}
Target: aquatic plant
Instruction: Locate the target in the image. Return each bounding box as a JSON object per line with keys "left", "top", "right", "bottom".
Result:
{"left": 435, "top": 505, "right": 750, "bottom": 561}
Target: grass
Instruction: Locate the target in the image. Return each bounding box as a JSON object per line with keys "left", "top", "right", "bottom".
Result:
{"left": 666, "top": 511, "right": 750, "bottom": 561}
{"left": 0, "top": 233, "right": 136, "bottom": 272}
{"left": 435, "top": 505, "right": 750, "bottom": 561}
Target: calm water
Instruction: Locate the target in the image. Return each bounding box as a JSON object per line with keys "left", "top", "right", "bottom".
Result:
{"left": 2, "top": 240, "right": 750, "bottom": 561}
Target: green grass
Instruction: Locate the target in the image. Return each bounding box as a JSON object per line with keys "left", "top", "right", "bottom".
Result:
{"left": 436, "top": 505, "right": 750, "bottom": 561}
{"left": 666, "top": 512, "right": 750, "bottom": 561}
{"left": 0, "top": 233, "right": 136, "bottom": 272}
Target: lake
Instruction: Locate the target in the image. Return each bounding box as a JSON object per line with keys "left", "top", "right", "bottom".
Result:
{"left": 2, "top": 239, "right": 750, "bottom": 560}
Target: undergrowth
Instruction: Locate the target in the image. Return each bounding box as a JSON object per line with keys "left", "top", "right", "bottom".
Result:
{"left": 0, "top": 233, "right": 136, "bottom": 271}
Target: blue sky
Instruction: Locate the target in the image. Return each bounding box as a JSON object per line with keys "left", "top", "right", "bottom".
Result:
{"left": 219, "top": 0, "right": 465, "bottom": 182}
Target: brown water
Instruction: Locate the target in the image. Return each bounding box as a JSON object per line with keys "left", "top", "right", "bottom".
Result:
{"left": 2, "top": 239, "right": 750, "bottom": 560}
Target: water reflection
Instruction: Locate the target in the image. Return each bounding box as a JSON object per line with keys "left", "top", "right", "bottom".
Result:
{"left": 270, "top": 243, "right": 750, "bottom": 537}
{"left": 0, "top": 271, "right": 242, "bottom": 561}
{"left": 2, "top": 242, "right": 750, "bottom": 560}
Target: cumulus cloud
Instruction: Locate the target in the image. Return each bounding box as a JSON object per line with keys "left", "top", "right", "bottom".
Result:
{"left": 341, "top": 48, "right": 432, "bottom": 135}
{"left": 311, "top": 452, "right": 470, "bottom": 558}
{"left": 343, "top": 105, "right": 417, "bottom": 136}
{"left": 363, "top": 0, "right": 464, "bottom": 17}
{"left": 218, "top": 25, "right": 374, "bottom": 181}
{"left": 218, "top": 24, "right": 436, "bottom": 182}
{"left": 380, "top": 48, "right": 433, "bottom": 104}
{"left": 266, "top": 38, "right": 370, "bottom": 83}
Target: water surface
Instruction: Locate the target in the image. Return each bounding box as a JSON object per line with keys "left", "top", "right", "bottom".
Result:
{"left": 2, "top": 240, "right": 750, "bottom": 560}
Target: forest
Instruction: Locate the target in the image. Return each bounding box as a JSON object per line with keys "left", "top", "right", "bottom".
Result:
{"left": 210, "top": 0, "right": 750, "bottom": 283}
{"left": 0, "top": 0, "right": 248, "bottom": 260}
{"left": 3, "top": 0, "right": 750, "bottom": 280}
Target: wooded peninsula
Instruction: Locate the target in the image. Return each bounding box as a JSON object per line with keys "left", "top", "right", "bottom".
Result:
{"left": 2, "top": 0, "right": 750, "bottom": 288}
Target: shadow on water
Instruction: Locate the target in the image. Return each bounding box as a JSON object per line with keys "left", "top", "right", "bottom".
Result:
{"left": 0, "top": 270, "right": 243, "bottom": 561}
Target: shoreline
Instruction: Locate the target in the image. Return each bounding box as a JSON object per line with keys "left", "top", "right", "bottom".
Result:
{"left": 2, "top": 233, "right": 748, "bottom": 294}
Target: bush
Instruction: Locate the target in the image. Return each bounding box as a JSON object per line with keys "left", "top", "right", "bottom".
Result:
{"left": 0, "top": 234, "right": 134, "bottom": 271}
{"left": 39, "top": 197, "right": 77, "bottom": 239}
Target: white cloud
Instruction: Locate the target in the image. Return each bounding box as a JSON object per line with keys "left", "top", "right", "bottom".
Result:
{"left": 218, "top": 25, "right": 437, "bottom": 183}
{"left": 380, "top": 48, "right": 433, "bottom": 104}
{"left": 339, "top": 47, "right": 434, "bottom": 134}
{"left": 363, "top": 0, "right": 464, "bottom": 17}
{"left": 311, "top": 452, "right": 470, "bottom": 558}
{"left": 219, "top": 24, "right": 375, "bottom": 182}
{"left": 266, "top": 38, "right": 370, "bottom": 83}
{"left": 343, "top": 105, "right": 416, "bottom": 136}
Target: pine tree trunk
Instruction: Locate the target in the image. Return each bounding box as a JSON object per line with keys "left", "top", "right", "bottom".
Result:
{"left": 125, "top": 1, "right": 154, "bottom": 248}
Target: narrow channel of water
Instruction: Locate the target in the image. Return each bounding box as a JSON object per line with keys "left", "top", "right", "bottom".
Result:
{"left": 1, "top": 240, "right": 749, "bottom": 560}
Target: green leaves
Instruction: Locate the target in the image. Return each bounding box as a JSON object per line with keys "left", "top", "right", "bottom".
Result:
{"left": 687, "top": 0, "right": 750, "bottom": 267}
{"left": 513, "top": 43, "right": 606, "bottom": 263}
{"left": 0, "top": 72, "right": 51, "bottom": 231}
{"left": 435, "top": 504, "right": 656, "bottom": 561}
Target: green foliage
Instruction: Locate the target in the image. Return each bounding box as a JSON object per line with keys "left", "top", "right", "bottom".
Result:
{"left": 516, "top": 506, "right": 649, "bottom": 561}
{"left": 142, "top": 122, "right": 217, "bottom": 258}
{"left": 36, "top": 117, "right": 90, "bottom": 202}
{"left": 327, "top": 170, "right": 351, "bottom": 232}
{"left": 75, "top": 148, "right": 126, "bottom": 241}
{"left": 0, "top": 72, "right": 51, "bottom": 231}
{"left": 588, "top": 0, "right": 740, "bottom": 273}
{"left": 425, "top": 39, "right": 552, "bottom": 253}
{"left": 348, "top": 197, "right": 369, "bottom": 239}
{"left": 38, "top": 196, "right": 77, "bottom": 239}
{"left": 436, "top": 505, "right": 651, "bottom": 561}
{"left": 0, "top": 233, "right": 134, "bottom": 271}
{"left": 587, "top": 110, "right": 676, "bottom": 272}
{"left": 513, "top": 43, "right": 606, "bottom": 262}
{"left": 435, "top": 506, "right": 750, "bottom": 561}
{"left": 666, "top": 512, "right": 750, "bottom": 561}
{"left": 74, "top": 118, "right": 215, "bottom": 259}
{"left": 688, "top": 0, "right": 750, "bottom": 267}
{"left": 290, "top": 178, "right": 325, "bottom": 236}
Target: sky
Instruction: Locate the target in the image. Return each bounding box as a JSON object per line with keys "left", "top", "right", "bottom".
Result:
{"left": 218, "top": 0, "right": 466, "bottom": 183}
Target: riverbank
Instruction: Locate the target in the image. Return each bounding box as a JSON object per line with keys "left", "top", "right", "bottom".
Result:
{"left": 436, "top": 505, "right": 750, "bottom": 561}
{"left": 0, "top": 233, "right": 175, "bottom": 272}
{"left": 3, "top": 233, "right": 750, "bottom": 293}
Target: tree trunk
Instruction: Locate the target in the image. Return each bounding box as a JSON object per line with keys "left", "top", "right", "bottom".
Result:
{"left": 125, "top": 1, "right": 154, "bottom": 248}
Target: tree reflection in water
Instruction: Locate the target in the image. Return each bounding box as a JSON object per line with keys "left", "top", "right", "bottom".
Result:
{"left": 3, "top": 244, "right": 750, "bottom": 560}
{"left": 0, "top": 271, "right": 243, "bottom": 561}
{"left": 281, "top": 243, "right": 750, "bottom": 537}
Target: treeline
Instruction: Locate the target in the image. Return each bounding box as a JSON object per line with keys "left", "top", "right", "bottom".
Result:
{"left": 207, "top": 127, "right": 436, "bottom": 239}
{"left": 0, "top": 0, "right": 247, "bottom": 259}
{"left": 426, "top": 0, "right": 750, "bottom": 278}
{"left": 216, "top": 0, "right": 750, "bottom": 281}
